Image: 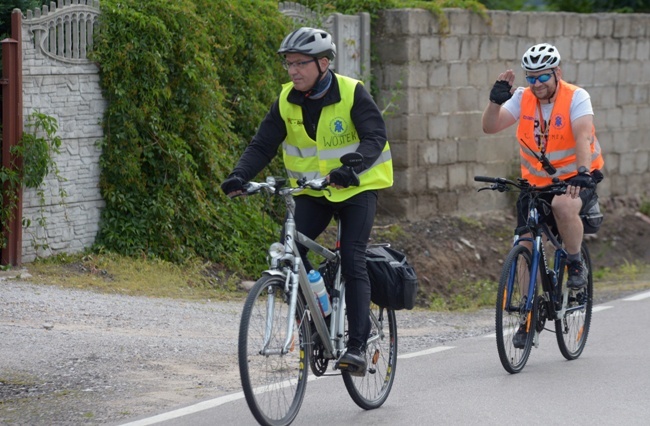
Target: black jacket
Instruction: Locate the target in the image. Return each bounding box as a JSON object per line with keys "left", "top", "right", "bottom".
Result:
{"left": 230, "top": 70, "right": 388, "bottom": 181}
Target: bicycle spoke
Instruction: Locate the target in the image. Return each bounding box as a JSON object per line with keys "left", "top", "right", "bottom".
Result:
{"left": 239, "top": 276, "right": 310, "bottom": 426}
{"left": 342, "top": 305, "right": 397, "bottom": 409}
{"left": 496, "top": 245, "right": 535, "bottom": 374}
{"left": 555, "top": 245, "right": 593, "bottom": 360}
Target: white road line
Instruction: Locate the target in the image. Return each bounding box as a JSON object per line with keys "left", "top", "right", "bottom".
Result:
{"left": 121, "top": 345, "right": 459, "bottom": 425}
{"left": 398, "top": 346, "right": 455, "bottom": 359}
{"left": 121, "top": 346, "right": 454, "bottom": 426}
{"left": 118, "top": 391, "right": 246, "bottom": 426}
{"left": 483, "top": 303, "right": 613, "bottom": 338}
{"left": 623, "top": 290, "right": 650, "bottom": 301}
{"left": 120, "top": 291, "right": 648, "bottom": 425}
{"left": 592, "top": 305, "right": 613, "bottom": 312}
{"left": 118, "top": 375, "right": 327, "bottom": 426}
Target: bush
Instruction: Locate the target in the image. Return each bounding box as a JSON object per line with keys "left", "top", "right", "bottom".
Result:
{"left": 92, "top": 0, "right": 290, "bottom": 275}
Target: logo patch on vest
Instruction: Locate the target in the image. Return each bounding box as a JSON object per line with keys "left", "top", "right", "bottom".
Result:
{"left": 287, "top": 117, "right": 303, "bottom": 126}
{"left": 329, "top": 117, "right": 347, "bottom": 134}
{"left": 551, "top": 113, "right": 566, "bottom": 130}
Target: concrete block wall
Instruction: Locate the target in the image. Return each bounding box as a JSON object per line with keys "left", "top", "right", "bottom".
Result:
{"left": 374, "top": 8, "right": 650, "bottom": 220}
{"left": 20, "top": 2, "right": 106, "bottom": 262}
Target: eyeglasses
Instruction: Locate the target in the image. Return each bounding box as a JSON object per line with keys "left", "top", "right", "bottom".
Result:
{"left": 525, "top": 72, "right": 554, "bottom": 85}
{"left": 282, "top": 58, "right": 316, "bottom": 70}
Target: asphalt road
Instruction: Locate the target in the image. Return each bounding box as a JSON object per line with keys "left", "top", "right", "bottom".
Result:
{"left": 116, "top": 289, "right": 650, "bottom": 426}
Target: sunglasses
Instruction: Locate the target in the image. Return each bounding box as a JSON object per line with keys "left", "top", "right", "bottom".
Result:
{"left": 525, "top": 72, "right": 554, "bottom": 85}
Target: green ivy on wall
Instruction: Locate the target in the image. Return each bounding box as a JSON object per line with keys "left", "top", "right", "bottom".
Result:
{"left": 0, "top": 111, "right": 64, "bottom": 252}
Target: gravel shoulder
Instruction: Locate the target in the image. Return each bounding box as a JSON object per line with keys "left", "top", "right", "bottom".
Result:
{"left": 1, "top": 278, "right": 497, "bottom": 425}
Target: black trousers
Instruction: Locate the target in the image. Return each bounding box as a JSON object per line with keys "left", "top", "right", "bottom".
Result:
{"left": 292, "top": 190, "right": 377, "bottom": 350}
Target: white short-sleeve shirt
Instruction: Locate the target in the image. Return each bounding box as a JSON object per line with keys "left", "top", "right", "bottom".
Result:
{"left": 502, "top": 85, "right": 594, "bottom": 125}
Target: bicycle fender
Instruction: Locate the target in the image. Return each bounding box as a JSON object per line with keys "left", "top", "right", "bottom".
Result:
{"left": 262, "top": 270, "right": 286, "bottom": 278}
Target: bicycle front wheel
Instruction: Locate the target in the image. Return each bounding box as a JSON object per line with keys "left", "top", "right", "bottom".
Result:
{"left": 238, "top": 275, "right": 310, "bottom": 426}
{"left": 342, "top": 304, "right": 398, "bottom": 409}
{"left": 555, "top": 244, "right": 593, "bottom": 360}
{"left": 496, "top": 244, "right": 537, "bottom": 374}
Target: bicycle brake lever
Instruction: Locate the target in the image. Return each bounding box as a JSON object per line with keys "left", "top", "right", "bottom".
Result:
{"left": 495, "top": 184, "right": 510, "bottom": 193}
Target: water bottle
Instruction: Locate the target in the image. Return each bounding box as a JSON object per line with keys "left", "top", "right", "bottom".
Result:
{"left": 308, "top": 269, "right": 332, "bottom": 317}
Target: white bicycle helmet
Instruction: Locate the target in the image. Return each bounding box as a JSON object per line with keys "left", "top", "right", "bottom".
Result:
{"left": 277, "top": 27, "right": 336, "bottom": 60}
{"left": 521, "top": 43, "right": 561, "bottom": 71}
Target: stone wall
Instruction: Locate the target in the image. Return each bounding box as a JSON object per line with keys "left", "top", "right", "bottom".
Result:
{"left": 20, "top": 0, "right": 105, "bottom": 262}
{"left": 373, "top": 9, "right": 650, "bottom": 219}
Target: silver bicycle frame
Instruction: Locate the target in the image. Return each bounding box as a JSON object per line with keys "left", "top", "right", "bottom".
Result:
{"left": 258, "top": 185, "right": 344, "bottom": 359}
{"left": 295, "top": 231, "right": 343, "bottom": 358}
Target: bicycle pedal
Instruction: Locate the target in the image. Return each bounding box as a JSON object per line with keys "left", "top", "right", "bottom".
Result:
{"left": 335, "top": 357, "right": 367, "bottom": 376}
{"left": 337, "top": 363, "right": 366, "bottom": 377}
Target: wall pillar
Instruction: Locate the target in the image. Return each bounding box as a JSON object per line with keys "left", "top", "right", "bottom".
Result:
{"left": 0, "top": 10, "right": 24, "bottom": 266}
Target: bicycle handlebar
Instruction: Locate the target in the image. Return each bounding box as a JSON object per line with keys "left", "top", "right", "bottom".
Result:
{"left": 474, "top": 176, "right": 567, "bottom": 195}
{"left": 243, "top": 176, "right": 330, "bottom": 196}
{"left": 474, "top": 176, "right": 515, "bottom": 185}
{"left": 233, "top": 152, "right": 362, "bottom": 198}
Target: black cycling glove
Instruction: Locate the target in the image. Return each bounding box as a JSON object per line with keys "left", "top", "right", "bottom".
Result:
{"left": 567, "top": 172, "right": 595, "bottom": 189}
{"left": 329, "top": 167, "right": 359, "bottom": 188}
{"left": 221, "top": 175, "right": 247, "bottom": 195}
{"left": 489, "top": 80, "right": 513, "bottom": 105}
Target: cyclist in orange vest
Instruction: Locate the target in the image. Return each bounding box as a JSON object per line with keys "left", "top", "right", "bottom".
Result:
{"left": 481, "top": 43, "right": 604, "bottom": 311}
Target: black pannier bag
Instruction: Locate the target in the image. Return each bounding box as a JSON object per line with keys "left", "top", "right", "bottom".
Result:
{"left": 366, "top": 245, "right": 418, "bottom": 310}
{"left": 580, "top": 195, "right": 603, "bottom": 234}
{"left": 580, "top": 169, "right": 604, "bottom": 234}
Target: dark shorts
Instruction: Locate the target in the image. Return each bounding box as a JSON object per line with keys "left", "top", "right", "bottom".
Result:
{"left": 515, "top": 187, "right": 598, "bottom": 234}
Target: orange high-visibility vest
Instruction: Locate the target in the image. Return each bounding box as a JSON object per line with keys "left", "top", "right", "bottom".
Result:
{"left": 516, "top": 80, "right": 604, "bottom": 186}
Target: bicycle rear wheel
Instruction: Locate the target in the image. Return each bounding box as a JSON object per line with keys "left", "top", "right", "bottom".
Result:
{"left": 238, "top": 275, "right": 310, "bottom": 426}
{"left": 342, "top": 304, "right": 397, "bottom": 409}
{"left": 496, "top": 245, "right": 537, "bottom": 374}
{"left": 555, "top": 244, "right": 593, "bottom": 360}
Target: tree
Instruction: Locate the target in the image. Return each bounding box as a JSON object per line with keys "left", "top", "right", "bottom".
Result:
{"left": 1, "top": 0, "right": 48, "bottom": 38}
{"left": 478, "top": 0, "right": 650, "bottom": 12}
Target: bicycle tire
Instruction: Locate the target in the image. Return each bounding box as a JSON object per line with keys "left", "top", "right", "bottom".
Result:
{"left": 555, "top": 244, "right": 593, "bottom": 360}
{"left": 238, "top": 275, "right": 310, "bottom": 426}
{"left": 496, "top": 244, "right": 537, "bottom": 374}
{"left": 342, "top": 304, "right": 398, "bottom": 409}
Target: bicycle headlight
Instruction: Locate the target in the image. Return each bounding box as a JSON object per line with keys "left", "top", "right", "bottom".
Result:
{"left": 268, "top": 242, "right": 285, "bottom": 260}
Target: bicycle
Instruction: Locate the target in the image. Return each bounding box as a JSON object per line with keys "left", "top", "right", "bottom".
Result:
{"left": 474, "top": 176, "right": 593, "bottom": 374}
{"left": 237, "top": 153, "right": 398, "bottom": 426}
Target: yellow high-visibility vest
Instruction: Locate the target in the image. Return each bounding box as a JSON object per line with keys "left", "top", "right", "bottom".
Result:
{"left": 279, "top": 74, "right": 393, "bottom": 201}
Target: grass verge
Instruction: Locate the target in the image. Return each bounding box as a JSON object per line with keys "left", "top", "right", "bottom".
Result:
{"left": 19, "top": 251, "right": 247, "bottom": 302}
{"left": 12, "top": 252, "right": 650, "bottom": 310}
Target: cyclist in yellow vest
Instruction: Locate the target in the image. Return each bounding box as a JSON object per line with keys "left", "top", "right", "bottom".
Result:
{"left": 221, "top": 27, "right": 393, "bottom": 376}
{"left": 482, "top": 43, "right": 605, "bottom": 347}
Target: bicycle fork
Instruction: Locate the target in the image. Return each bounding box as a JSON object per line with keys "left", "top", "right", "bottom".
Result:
{"left": 506, "top": 236, "right": 544, "bottom": 345}
{"left": 261, "top": 272, "right": 300, "bottom": 356}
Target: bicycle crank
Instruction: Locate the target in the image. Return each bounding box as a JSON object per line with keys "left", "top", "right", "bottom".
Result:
{"left": 310, "top": 332, "right": 329, "bottom": 376}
